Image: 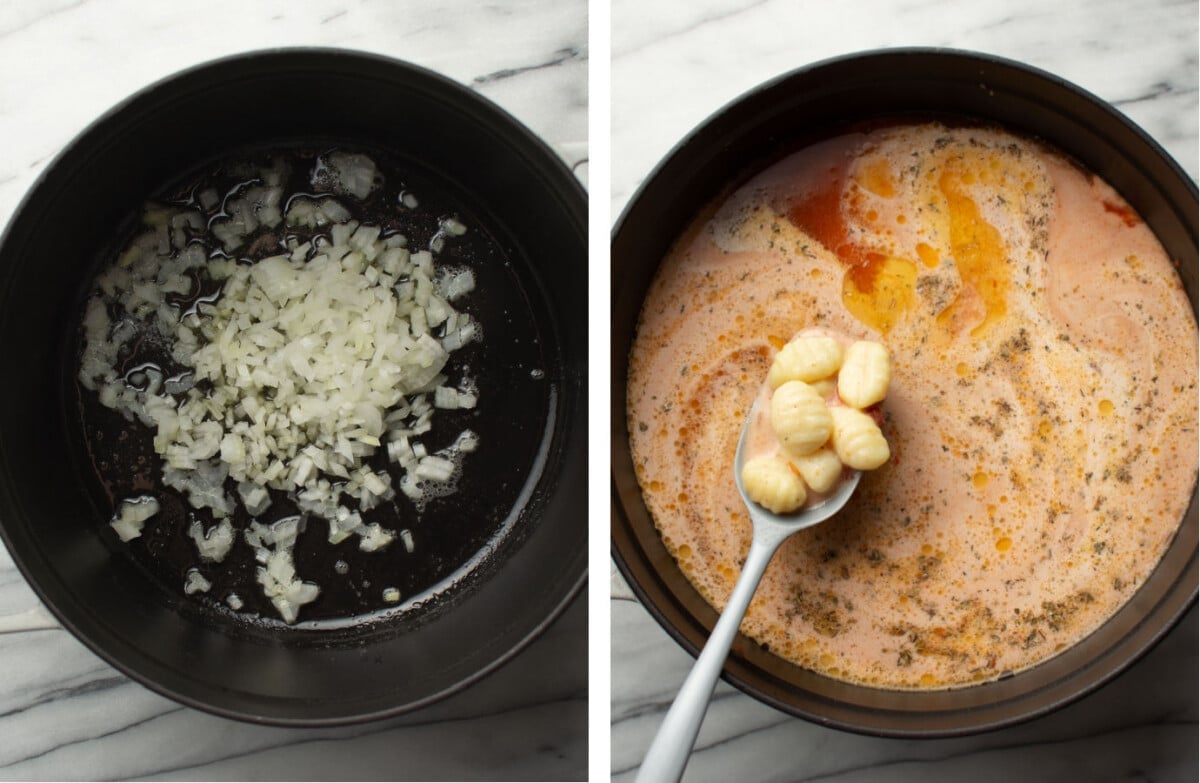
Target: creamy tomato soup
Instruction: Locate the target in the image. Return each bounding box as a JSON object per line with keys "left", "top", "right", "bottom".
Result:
{"left": 626, "top": 122, "right": 1197, "bottom": 689}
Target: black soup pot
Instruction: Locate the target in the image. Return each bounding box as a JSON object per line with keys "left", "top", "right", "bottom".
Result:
{"left": 611, "top": 49, "right": 1197, "bottom": 737}
{"left": 0, "top": 49, "right": 587, "bottom": 725}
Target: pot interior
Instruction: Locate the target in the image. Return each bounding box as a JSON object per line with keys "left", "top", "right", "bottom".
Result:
{"left": 0, "top": 50, "right": 586, "bottom": 724}
{"left": 611, "top": 49, "right": 1197, "bottom": 736}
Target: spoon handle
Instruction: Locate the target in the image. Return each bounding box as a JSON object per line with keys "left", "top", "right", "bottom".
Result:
{"left": 636, "top": 529, "right": 787, "bottom": 783}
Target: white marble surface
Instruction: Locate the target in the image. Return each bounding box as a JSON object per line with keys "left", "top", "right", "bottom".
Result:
{"left": 0, "top": 0, "right": 587, "bottom": 780}
{"left": 611, "top": 0, "right": 1198, "bottom": 780}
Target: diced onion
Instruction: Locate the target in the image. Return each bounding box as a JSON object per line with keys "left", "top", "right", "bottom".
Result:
{"left": 188, "top": 518, "right": 235, "bottom": 562}
{"left": 79, "top": 152, "right": 484, "bottom": 624}
{"left": 184, "top": 568, "right": 212, "bottom": 595}
{"left": 313, "top": 152, "right": 379, "bottom": 200}
{"left": 110, "top": 496, "right": 159, "bottom": 542}
{"left": 358, "top": 523, "right": 395, "bottom": 552}
{"left": 256, "top": 550, "right": 319, "bottom": 624}
{"left": 441, "top": 216, "right": 468, "bottom": 237}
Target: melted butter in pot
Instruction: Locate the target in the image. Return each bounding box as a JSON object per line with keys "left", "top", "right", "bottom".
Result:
{"left": 627, "top": 123, "right": 1198, "bottom": 689}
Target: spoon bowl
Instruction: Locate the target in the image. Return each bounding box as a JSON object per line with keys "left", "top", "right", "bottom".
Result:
{"left": 636, "top": 398, "right": 861, "bottom": 782}
{"left": 733, "top": 399, "right": 863, "bottom": 541}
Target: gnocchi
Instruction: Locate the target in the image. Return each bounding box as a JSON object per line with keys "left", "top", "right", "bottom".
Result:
{"left": 787, "top": 447, "right": 843, "bottom": 494}
{"left": 768, "top": 335, "right": 844, "bottom": 388}
{"left": 828, "top": 406, "right": 890, "bottom": 470}
{"left": 808, "top": 377, "right": 837, "bottom": 400}
{"left": 838, "top": 341, "right": 891, "bottom": 409}
{"left": 770, "top": 381, "right": 833, "bottom": 457}
{"left": 740, "top": 332, "right": 892, "bottom": 514}
{"left": 741, "top": 454, "right": 807, "bottom": 513}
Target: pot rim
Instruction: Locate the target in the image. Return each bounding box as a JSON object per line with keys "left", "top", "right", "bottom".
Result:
{"left": 0, "top": 46, "right": 587, "bottom": 727}
{"left": 611, "top": 46, "right": 1197, "bottom": 738}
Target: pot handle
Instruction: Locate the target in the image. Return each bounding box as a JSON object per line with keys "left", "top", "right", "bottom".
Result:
{"left": 0, "top": 604, "right": 60, "bottom": 633}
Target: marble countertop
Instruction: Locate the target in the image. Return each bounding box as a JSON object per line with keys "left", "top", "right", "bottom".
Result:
{"left": 611, "top": 0, "right": 1197, "bottom": 781}
{"left": 0, "top": 1, "right": 587, "bottom": 780}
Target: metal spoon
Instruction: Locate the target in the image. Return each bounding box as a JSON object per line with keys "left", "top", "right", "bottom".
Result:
{"left": 636, "top": 400, "right": 862, "bottom": 783}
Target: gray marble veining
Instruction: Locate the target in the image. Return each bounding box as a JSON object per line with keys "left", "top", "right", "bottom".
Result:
{"left": 611, "top": 0, "right": 1197, "bottom": 214}
{"left": 0, "top": 0, "right": 589, "bottom": 231}
{"left": 2, "top": 592, "right": 586, "bottom": 780}
{"left": 612, "top": 597, "right": 1196, "bottom": 782}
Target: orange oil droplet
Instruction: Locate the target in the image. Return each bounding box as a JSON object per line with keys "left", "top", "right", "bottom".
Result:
{"left": 786, "top": 156, "right": 916, "bottom": 335}
{"left": 919, "top": 673, "right": 937, "bottom": 687}
{"left": 788, "top": 171, "right": 848, "bottom": 253}
{"left": 995, "top": 537, "right": 1013, "bottom": 552}
{"left": 768, "top": 335, "right": 788, "bottom": 351}
{"left": 916, "top": 242, "right": 939, "bottom": 268}
{"left": 1102, "top": 199, "right": 1140, "bottom": 227}
{"left": 935, "top": 161, "right": 1010, "bottom": 337}
{"left": 1098, "top": 399, "right": 1115, "bottom": 415}
{"left": 973, "top": 471, "right": 989, "bottom": 488}
{"left": 859, "top": 158, "right": 897, "bottom": 198}
{"left": 841, "top": 254, "right": 918, "bottom": 335}
{"left": 955, "top": 362, "right": 970, "bottom": 377}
